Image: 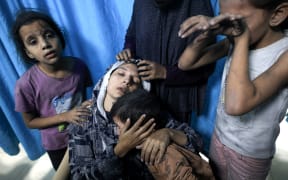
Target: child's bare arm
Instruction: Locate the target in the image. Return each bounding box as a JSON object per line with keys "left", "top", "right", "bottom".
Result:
{"left": 22, "top": 105, "right": 91, "bottom": 129}
{"left": 178, "top": 15, "right": 231, "bottom": 70}
{"left": 225, "top": 31, "right": 288, "bottom": 115}
{"left": 178, "top": 38, "right": 229, "bottom": 70}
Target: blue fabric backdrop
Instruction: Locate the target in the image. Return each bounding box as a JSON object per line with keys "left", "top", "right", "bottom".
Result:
{"left": 0, "top": 0, "right": 220, "bottom": 160}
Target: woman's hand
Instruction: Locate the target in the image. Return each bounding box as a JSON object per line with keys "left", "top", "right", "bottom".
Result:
{"left": 114, "top": 115, "right": 155, "bottom": 157}
{"left": 139, "top": 128, "right": 171, "bottom": 165}
{"left": 116, "top": 48, "right": 133, "bottom": 60}
{"left": 137, "top": 60, "right": 166, "bottom": 80}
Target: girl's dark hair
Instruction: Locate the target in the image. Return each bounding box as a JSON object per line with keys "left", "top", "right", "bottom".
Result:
{"left": 11, "top": 10, "right": 65, "bottom": 63}
{"left": 249, "top": 0, "right": 288, "bottom": 29}
{"left": 110, "top": 89, "right": 167, "bottom": 130}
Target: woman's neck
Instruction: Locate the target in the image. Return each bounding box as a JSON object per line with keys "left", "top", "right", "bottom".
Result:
{"left": 103, "top": 96, "right": 115, "bottom": 112}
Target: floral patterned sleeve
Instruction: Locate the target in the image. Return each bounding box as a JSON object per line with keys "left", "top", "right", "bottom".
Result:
{"left": 165, "top": 116, "right": 203, "bottom": 153}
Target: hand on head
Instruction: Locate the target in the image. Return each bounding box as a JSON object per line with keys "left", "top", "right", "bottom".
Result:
{"left": 116, "top": 48, "right": 133, "bottom": 60}
{"left": 114, "top": 114, "right": 156, "bottom": 157}
{"left": 137, "top": 60, "right": 166, "bottom": 80}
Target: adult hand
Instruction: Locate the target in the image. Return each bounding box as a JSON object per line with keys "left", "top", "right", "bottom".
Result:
{"left": 116, "top": 48, "right": 133, "bottom": 60}
{"left": 115, "top": 115, "right": 155, "bottom": 157}
{"left": 140, "top": 128, "right": 171, "bottom": 165}
{"left": 137, "top": 60, "right": 167, "bottom": 80}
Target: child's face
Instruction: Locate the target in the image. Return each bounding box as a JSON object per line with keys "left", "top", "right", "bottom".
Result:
{"left": 220, "top": 0, "right": 274, "bottom": 48}
{"left": 106, "top": 63, "right": 141, "bottom": 101}
{"left": 19, "top": 20, "right": 63, "bottom": 64}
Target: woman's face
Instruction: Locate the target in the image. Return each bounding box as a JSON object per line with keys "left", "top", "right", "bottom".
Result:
{"left": 106, "top": 63, "right": 141, "bottom": 101}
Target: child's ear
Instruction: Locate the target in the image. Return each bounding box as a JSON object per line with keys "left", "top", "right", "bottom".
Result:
{"left": 25, "top": 49, "right": 34, "bottom": 59}
{"left": 270, "top": 2, "right": 288, "bottom": 27}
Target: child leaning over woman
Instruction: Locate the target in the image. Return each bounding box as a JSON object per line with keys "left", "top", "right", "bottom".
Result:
{"left": 110, "top": 88, "right": 215, "bottom": 180}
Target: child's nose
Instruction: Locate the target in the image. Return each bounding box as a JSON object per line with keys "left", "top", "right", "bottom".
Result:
{"left": 40, "top": 38, "right": 50, "bottom": 50}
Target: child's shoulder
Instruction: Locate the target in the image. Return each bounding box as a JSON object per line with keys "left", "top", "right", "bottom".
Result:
{"left": 18, "top": 64, "right": 39, "bottom": 80}
{"left": 16, "top": 65, "right": 40, "bottom": 88}
{"left": 278, "top": 49, "right": 288, "bottom": 63}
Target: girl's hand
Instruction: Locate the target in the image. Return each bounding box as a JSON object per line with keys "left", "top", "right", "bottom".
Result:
{"left": 115, "top": 115, "right": 155, "bottom": 157}
{"left": 137, "top": 60, "right": 166, "bottom": 80}
{"left": 81, "top": 99, "right": 93, "bottom": 108}
{"left": 139, "top": 128, "right": 171, "bottom": 165}
{"left": 61, "top": 106, "right": 92, "bottom": 125}
{"left": 116, "top": 48, "right": 133, "bottom": 60}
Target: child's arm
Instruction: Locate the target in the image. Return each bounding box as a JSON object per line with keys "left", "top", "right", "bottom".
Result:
{"left": 178, "top": 38, "right": 229, "bottom": 70}
{"left": 140, "top": 128, "right": 188, "bottom": 164}
{"left": 140, "top": 116, "right": 203, "bottom": 166}
{"left": 225, "top": 31, "right": 288, "bottom": 115}
{"left": 22, "top": 103, "right": 91, "bottom": 129}
{"left": 53, "top": 149, "right": 69, "bottom": 180}
{"left": 178, "top": 15, "right": 230, "bottom": 70}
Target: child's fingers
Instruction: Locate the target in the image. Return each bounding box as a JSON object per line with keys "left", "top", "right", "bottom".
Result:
{"left": 81, "top": 99, "right": 93, "bottom": 107}
{"left": 137, "top": 118, "right": 155, "bottom": 135}
{"left": 155, "top": 146, "right": 165, "bottom": 164}
{"left": 129, "top": 114, "right": 146, "bottom": 131}
{"left": 122, "top": 118, "right": 131, "bottom": 133}
{"left": 179, "top": 15, "right": 210, "bottom": 38}
{"left": 209, "top": 13, "right": 243, "bottom": 26}
{"left": 139, "top": 121, "right": 155, "bottom": 139}
{"left": 178, "top": 16, "right": 200, "bottom": 37}
{"left": 209, "top": 13, "right": 233, "bottom": 26}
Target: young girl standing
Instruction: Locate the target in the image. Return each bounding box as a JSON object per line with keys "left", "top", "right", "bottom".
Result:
{"left": 12, "top": 10, "right": 92, "bottom": 170}
{"left": 178, "top": 0, "right": 288, "bottom": 179}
